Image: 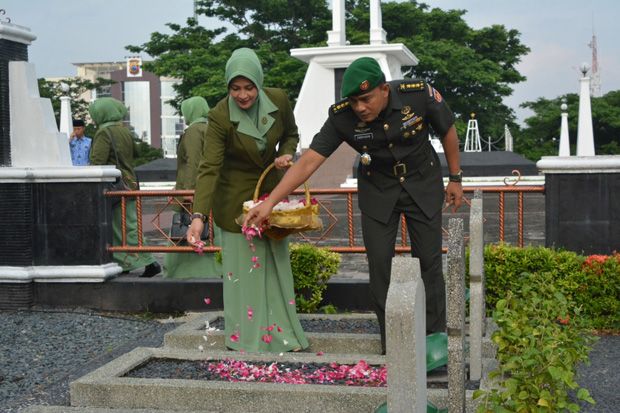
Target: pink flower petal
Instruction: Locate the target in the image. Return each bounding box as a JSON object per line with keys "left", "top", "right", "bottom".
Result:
{"left": 203, "top": 297, "right": 211, "bottom": 305}
{"left": 316, "top": 351, "right": 324, "bottom": 356}
{"left": 261, "top": 334, "right": 273, "bottom": 344}
{"left": 277, "top": 326, "right": 283, "bottom": 333}
{"left": 288, "top": 299, "right": 295, "bottom": 305}
{"left": 230, "top": 333, "right": 240, "bottom": 343}
{"left": 247, "top": 306, "right": 253, "bottom": 321}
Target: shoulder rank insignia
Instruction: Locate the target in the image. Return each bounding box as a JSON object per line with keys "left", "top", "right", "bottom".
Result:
{"left": 331, "top": 100, "right": 350, "bottom": 114}
{"left": 399, "top": 80, "right": 425, "bottom": 93}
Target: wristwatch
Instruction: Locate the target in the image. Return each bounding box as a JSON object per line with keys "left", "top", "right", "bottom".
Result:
{"left": 448, "top": 170, "right": 463, "bottom": 183}
{"left": 190, "top": 212, "right": 206, "bottom": 222}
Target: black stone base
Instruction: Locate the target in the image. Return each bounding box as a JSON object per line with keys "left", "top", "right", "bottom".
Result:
{"left": 0, "top": 282, "right": 33, "bottom": 309}
{"left": 0, "top": 181, "right": 113, "bottom": 266}
{"left": 545, "top": 173, "right": 619, "bottom": 255}
{"left": 32, "top": 277, "right": 371, "bottom": 313}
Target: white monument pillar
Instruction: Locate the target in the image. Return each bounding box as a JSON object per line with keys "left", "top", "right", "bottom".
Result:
{"left": 559, "top": 101, "right": 570, "bottom": 156}
{"left": 369, "top": 0, "right": 387, "bottom": 45}
{"left": 504, "top": 124, "right": 513, "bottom": 152}
{"left": 58, "top": 83, "right": 73, "bottom": 139}
{"left": 327, "top": 0, "right": 346, "bottom": 47}
{"left": 576, "top": 63, "right": 595, "bottom": 156}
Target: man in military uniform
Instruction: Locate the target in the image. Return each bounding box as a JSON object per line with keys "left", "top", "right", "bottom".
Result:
{"left": 245, "top": 57, "right": 463, "bottom": 352}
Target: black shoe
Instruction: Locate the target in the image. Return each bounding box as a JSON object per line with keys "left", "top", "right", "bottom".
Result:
{"left": 140, "top": 262, "right": 161, "bottom": 278}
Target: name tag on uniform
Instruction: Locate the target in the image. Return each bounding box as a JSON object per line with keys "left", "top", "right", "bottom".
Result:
{"left": 354, "top": 133, "right": 373, "bottom": 141}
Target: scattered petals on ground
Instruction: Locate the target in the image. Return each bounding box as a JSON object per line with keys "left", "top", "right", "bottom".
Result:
{"left": 204, "top": 359, "right": 386, "bottom": 386}
{"left": 230, "top": 333, "right": 240, "bottom": 343}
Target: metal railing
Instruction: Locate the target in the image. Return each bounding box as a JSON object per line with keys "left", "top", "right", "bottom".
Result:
{"left": 107, "top": 176, "right": 545, "bottom": 254}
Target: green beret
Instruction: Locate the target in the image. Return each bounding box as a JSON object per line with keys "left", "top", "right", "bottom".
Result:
{"left": 341, "top": 57, "right": 385, "bottom": 98}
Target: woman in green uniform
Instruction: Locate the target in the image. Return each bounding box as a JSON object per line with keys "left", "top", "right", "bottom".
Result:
{"left": 164, "top": 97, "right": 222, "bottom": 278}
{"left": 89, "top": 97, "right": 161, "bottom": 277}
{"left": 187, "top": 48, "right": 308, "bottom": 352}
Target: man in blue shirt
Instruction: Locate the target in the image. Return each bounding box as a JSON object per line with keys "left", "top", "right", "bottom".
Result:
{"left": 69, "top": 119, "right": 92, "bottom": 166}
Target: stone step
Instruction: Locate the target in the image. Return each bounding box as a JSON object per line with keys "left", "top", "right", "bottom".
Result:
{"left": 163, "top": 312, "right": 497, "bottom": 359}
{"left": 70, "top": 347, "right": 484, "bottom": 413}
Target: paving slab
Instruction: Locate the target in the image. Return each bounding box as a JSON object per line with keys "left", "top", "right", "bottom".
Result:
{"left": 70, "top": 347, "right": 486, "bottom": 413}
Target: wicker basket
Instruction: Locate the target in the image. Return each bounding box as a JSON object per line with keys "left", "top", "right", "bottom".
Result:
{"left": 236, "top": 162, "right": 323, "bottom": 239}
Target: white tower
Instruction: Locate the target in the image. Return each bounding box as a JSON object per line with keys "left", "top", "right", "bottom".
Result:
{"left": 558, "top": 100, "right": 570, "bottom": 156}
{"left": 291, "top": 0, "right": 417, "bottom": 148}
{"left": 464, "top": 113, "right": 482, "bottom": 152}
{"left": 576, "top": 63, "right": 595, "bottom": 156}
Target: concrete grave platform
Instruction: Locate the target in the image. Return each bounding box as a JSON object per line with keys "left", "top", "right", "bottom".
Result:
{"left": 70, "top": 347, "right": 485, "bottom": 412}
{"left": 164, "top": 311, "right": 497, "bottom": 359}
{"left": 164, "top": 312, "right": 382, "bottom": 354}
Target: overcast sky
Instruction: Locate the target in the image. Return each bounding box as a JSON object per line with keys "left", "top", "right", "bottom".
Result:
{"left": 3, "top": 0, "right": 619, "bottom": 123}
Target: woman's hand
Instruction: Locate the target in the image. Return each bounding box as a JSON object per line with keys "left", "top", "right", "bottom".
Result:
{"left": 186, "top": 218, "right": 205, "bottom": 246}
{"left": 274, "top": 154, "right": 293, "bottom": 170}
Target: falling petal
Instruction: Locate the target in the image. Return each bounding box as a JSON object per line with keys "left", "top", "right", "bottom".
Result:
{"left": 288, "top": 299, "right": 295, "bottom": 305}
{"left": 227, "top": 272, "right": 233, "bottom": 280}
{"left": 204, "top": 297, "right": 211, "bottom": 305}
{"left": 230, "top": 333, "right": 240, "bottom": 343}
{"left": 247, "top": 306, "right": 254, "bottom": 321}
{"left": 262, "top": 334, "right": 273, "bottom": 344}
{"left": 277, "top": 326, "right": 283, "bottom": 333}
{"left": 283, "top": 339, "right": 289, "bottom": 345}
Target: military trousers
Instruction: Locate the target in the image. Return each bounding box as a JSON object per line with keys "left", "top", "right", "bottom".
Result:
{"left": 361, "top": 188, "right": 446, "bottom": 352}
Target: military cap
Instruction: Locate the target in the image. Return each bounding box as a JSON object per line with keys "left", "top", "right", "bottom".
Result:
{"left": 341, "top": 57, "right": 386, "bottom": 98}
{"left": 72, "top": 119, "right": 85, "bottom": 127}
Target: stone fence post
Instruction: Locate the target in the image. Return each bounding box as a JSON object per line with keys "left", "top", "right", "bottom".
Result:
{"left": 447, "top": 218, "right": 466, "bottom": 413}
{"left": 386, "top": 256, "right": 427, "bottom": 413}
{"left": 468, "top": 190, "right": 484, "bottom": 381}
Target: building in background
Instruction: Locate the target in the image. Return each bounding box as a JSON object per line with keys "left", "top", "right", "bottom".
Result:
{"left": 72, "top": 60, "right": 183, "bottom": 158}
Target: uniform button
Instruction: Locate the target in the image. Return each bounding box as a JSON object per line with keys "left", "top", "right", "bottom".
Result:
{"left": 399, "top": 176, "right": 405, "bottom": 183}
{"left": 388, "top": 143, "right": 394, "bottom": 149}
{"left": 430, "top": 161, "right": 434, "bottom": 166}
{"left": 367, "top": 171, "right": 371, "bottom": 176}
{"left": 383, "top": 123, "right": 389, "bottom": 131}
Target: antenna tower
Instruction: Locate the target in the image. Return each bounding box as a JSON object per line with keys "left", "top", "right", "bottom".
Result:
{"left": 588, "top": 27, "right": 601, "bottom": 97}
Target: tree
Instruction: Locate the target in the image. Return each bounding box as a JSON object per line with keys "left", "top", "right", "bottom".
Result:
{"left": 516, "top": 91, "right": 620, "bottom": 160}
{"left": 127, "top": 0, "right": 529, "bottom": 142}
{"left": 37, "top": 77, "right": 115, "bottom": 138}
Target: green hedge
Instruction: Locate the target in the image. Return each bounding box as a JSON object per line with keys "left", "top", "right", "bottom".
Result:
{"left": 482, "top": 244, "right": 620, "bottom": 330}
{"left": 289, "top": 243, "right": 341, "bottom": 313}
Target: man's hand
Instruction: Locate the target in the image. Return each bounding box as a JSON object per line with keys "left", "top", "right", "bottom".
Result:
{"left": 274, "top": 154, "right": 293, "bottom": 170}
{"left": 186, "top": 218, "right": 205, "bottom": 246}
{"left": 445, "top": 181, "right": 463, "bottom": 213}
{"left": 244, "top": 201, "right": 274, "bottom": 229}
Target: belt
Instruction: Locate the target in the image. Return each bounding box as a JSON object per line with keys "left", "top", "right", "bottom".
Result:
{"left": 366, "top": 142, "right": 433, "bottom": 177}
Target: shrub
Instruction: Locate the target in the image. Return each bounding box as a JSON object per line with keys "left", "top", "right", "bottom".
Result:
{"left": 474, "top": 272, "right": 596, "bottom": 412}
{"left": 482, "top": 245, "right": 619, "bottom": 330}
{"left": 289, "top": 243, "right": 341, "bottom": 313}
